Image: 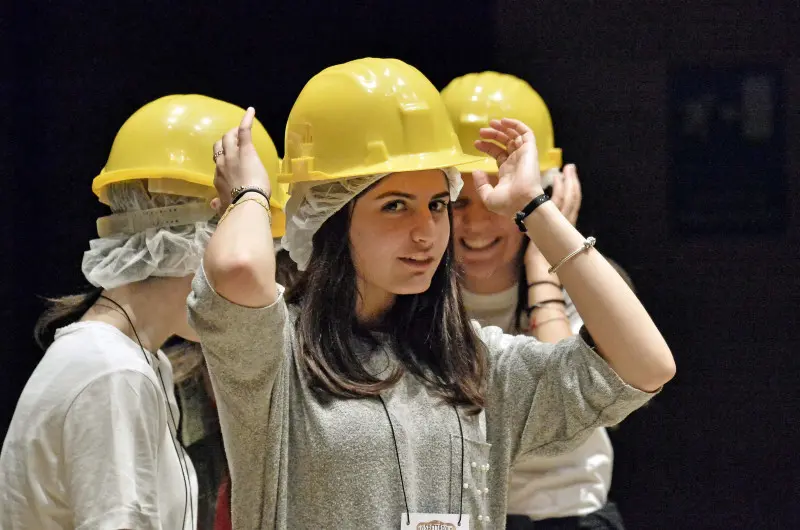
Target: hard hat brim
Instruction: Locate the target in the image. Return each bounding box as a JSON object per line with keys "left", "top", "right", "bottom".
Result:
{"left": 94, "top": 167, "right": 288, "bottom": 213}
{"left": 278, "top": 151, "right": 485, "bottom": 184}
{"left": 93, "top": 167, "right": 214, "bottom": 197}
{"left": 453, "top": 149, "right": 563, "bottom": 177}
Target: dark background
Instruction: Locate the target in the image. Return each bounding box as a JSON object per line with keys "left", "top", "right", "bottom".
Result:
{"left": 2, "top": 1, "right": 798, "bottom": 528}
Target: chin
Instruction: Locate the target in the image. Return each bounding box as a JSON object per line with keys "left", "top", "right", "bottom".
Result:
{"left": 461, "top": 262, "right": 499, "bottom": 281}
{"left": 389, "top": 275, "right": 437, "bottom": 296}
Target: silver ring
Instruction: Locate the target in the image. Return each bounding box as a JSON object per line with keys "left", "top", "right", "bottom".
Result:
{"left": 213, "top": 150, "right": 224, "bottom": 162}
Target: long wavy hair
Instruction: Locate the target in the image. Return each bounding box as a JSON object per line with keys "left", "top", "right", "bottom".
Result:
{"left": 286, "top": 197, "right": 487, "bottom": 413}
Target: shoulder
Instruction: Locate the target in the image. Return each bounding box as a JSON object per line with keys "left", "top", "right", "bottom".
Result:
{"left": 474, "top": 321, "right": 547, "bottom": 360}
{"left": 49, "top": 321, "right": 156, "bottom": 375}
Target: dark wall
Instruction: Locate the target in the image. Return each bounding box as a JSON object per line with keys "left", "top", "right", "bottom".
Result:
{"left": 3, "top": 1, "right": 798, "bottom": 528}
{"left": 2, "top": 0, "right": 495, "bottom": 427}
{"left": 494, "top": 1, "right": 800, "bottom": 528}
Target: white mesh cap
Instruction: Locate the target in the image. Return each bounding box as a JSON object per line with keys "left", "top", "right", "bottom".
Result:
{"left": 282, "top": 168, "right": 463, "bottom": 271}
{"left": 82, "top": 182, "right": 215, "bottom": 289}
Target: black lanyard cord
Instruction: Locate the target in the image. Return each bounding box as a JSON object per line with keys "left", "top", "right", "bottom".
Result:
{"left": 378, "top": 395, "right": 466, "bottom": 527}
{"left": 98, "top": 295, "right": 193, "bottom": 530}
{"left": 378, "top": 395, "right": 411, "bottom": 525}
{"left": 455, "top": 405, "right": 465, "bottom": 526}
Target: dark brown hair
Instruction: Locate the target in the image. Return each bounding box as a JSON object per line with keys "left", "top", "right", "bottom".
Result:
{"left": 286, "top": 201, "right": 487, "bottom": 413}
{"left": 34, "top": 289, "right": 104, "bottom": 350}
{"left": 275, "top": 248, "right": 301, "bottom": 289}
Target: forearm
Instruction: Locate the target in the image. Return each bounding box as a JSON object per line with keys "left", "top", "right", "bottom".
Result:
{"left": 524, "top": 257, "right": 571, "bottom": 342}
{"left": 205, "top": 192, "right": 277, "bottom": 307}
{"left": 523, "top": 201, "right": 675, "bottom": 391}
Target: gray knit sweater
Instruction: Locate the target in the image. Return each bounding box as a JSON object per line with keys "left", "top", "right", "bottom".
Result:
{"left": 188, "top": 266, "right": 655, "bottom": 529}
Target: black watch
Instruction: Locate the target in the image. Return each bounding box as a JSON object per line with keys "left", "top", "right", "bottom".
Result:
{"left": 514, "top": 193, "right": 550, "bottom": 232}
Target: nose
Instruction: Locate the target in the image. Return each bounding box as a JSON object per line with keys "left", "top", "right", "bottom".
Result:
{"left": 459, "top": 202, "right": 493, "bottom": 236}
{"left": 410, "top": 207, "right": 437, "bottom": 246}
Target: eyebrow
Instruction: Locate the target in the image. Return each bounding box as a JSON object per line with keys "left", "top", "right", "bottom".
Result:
{"left": 373, "top": 191, "right": 451, "bottom": 201}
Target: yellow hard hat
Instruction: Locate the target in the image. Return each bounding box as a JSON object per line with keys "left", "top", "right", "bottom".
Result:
{"left": 441, "top": 72, "right": 562, "bottom": 174}
{"left": 92, "top": 94, "right": 290, "bottom": 236}
{"left": 279, "top": 58, "right": 482, "bottom": 184}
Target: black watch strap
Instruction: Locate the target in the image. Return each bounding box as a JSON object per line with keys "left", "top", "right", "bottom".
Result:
{"left": 232, "top": 186, "right": 271, "bottom": 205}
{"left": 514, "top": 193, "right": 550, "bottom": 232}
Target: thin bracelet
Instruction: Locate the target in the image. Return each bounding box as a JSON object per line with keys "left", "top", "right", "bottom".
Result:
{"left": 548, "top": 237, "right": 597, "bottom": 275}
{"left": 526, "top": 298, "right": 567, "bottom": 315}
{"left": 527, "top": 280, "right": 562, "bottom": 289}
{"left": 530, "top": 315, "right": 570, "bottom": 330}
{"left": 218, "top": 197, "right": 272, "bottom": 226}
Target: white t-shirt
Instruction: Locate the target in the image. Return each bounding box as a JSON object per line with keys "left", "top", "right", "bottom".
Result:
{"left": 0, "top": 321, "right": 198, "bottom": 530}
{"left": 462, "top": 285, "right": 613, "bottom": 520}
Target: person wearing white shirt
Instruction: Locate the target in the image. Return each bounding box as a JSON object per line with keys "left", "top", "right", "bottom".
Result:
{"left": 0, "top": 94, "right": 283, "bottom": 530}
{"left": 443, "top": 72, "right": 634, "bottom": 529}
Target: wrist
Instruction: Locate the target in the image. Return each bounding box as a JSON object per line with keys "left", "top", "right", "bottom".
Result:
{"left": 232, "top": 184, "right": 272, "bottom": 205}
{"left": 511, "top": 186, "right": 546, "bottom": 216}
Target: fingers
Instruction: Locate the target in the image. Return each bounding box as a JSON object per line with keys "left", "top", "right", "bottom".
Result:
{"left": 213, "top": 165, "right": 230, "bottom": 195}
{"left": 471, "top": 170, "right": 495, "bottom": 205}
{"left": 487, "top": 119, "right": 522, "bottom": 150}
{"left": 564, "top": 164, "right": 582, "bottom": 223}
{"left": 550, "top": 168, "right": 564, "bottom": 209}
{"left": 497, "top": 118, "right": 537, "bottom": 159}
{"left": 478, "top": 126, "right": 511, "bottom": 146}
{"left": 500, "top": 117, "right": 533, "bottom": 138}
{"left": 474, "top": 140, "right": 508, "bottom": 166}
{"left": 238, "top": 107, "right": 255, "bottom": 147}
{"left": 210, "top": 197, "right": 223, "bottom": 215}
{"left": 561, "top": 167, "right": 575, "bottom": 213}
{"left": 572, "top": 165, "right": 583, "bottom": 211}
{"left": 213, "top": 139, "right": 223, "bottom": 164}
{"left": 485, "top": 118, "right": 535, "bottom": 159}
{"left": 222, "top": 126, "right": 239, "bottom": 156}
{"left": 489, "top": 118, "right": 520, "bottom": 138}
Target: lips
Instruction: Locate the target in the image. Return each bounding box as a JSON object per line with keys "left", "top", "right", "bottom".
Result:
{"left": 398, "top": 255, "right": 435, "bottom": 270}
{"left": 461, "top": 237, "right": 500, "bottom": 251}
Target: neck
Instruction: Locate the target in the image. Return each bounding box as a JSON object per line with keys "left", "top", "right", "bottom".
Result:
{"left": 355, "top": 278, "right": 396, "bottom": 327}
{"left": 82, "top": 278, "right": 186, "bottom": 353}
{"left": 462, "top": 257, "right": 520, "bottom": 295}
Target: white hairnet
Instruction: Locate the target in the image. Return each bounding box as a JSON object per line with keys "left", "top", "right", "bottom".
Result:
{"left": 82, "top": 182, "right": 215, "bottom": 289}
{"left": 282, "top": 168, "right": 463, "bottom": 271}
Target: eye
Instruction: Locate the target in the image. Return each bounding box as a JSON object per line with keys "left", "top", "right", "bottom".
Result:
{"left": 429, "top": 199, "right": 449, "bottom": 213}
{"left": 381, "top": 200, "right": 407, "bottom": 212}
{"left": 452, "top": 198, "right": 469, "bottom": 210}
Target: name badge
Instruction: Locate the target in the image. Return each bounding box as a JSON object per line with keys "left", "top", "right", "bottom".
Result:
{"left": 401, "top": 513, "right": 471, "bottom": 529}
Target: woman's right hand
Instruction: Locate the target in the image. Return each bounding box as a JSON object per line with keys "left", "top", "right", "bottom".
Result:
{"left": 211, "top": 107, "right": 272, "bottom": 212}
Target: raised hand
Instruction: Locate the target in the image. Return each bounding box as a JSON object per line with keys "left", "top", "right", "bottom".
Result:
{"left": 211, "top": 107, "right": 272, "bottom": 212}
{"left": 550, "top": 164, "right": 582, "bottom": 226}
{"left": 472, "top": 118, "right": 545, "bottom": 218}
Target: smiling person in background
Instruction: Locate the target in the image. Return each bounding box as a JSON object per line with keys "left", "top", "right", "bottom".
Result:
{"left": 443, "top": 71, "right": 634, "bottom": 530}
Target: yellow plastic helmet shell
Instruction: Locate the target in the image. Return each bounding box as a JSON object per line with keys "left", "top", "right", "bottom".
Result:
{"left": 92, "top": 94, "right": 289, "bottom": 236}
{"left": 279, "top": 58, "right": 482, "bottom": 184}
{"left": 440, "top": 72, "right": 562, "bottom": 174}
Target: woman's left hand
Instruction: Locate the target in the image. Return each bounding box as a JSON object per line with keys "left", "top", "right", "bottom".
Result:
{"left": 551, "top": 164, "right": 582, "bottom": 226}
{"left": 472, "top": 118, "right": 545, "bottom": 218}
